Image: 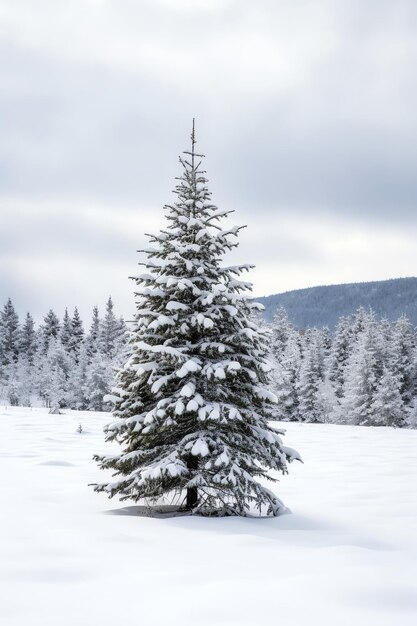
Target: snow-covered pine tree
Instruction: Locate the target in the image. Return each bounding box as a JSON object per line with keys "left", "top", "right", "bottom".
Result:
{"left": 270, "top": 327, "right": 302, "bottom": 422}
{"left": 36, "top": 337, "right": 69, "bottom": 409}
{"left": 86, "top": 305, "right": 101, "bottom": 358}
{"left": 297, "top": 334, "right": 323, "bottom": 423}
{"left": 85, "top": 350, "right": 113, "bottom": 411}
{"left": 0, "top": 298, "right": 21, "bottom": 366}
{"left": 3, "top": 362, "right": 20, "bottom": 406}
{"left": 60, "top": 308, "right": 72, "bottom": 351}
{"left": 338, "top": 320, "right": 378, "bottom": 425}
{"left": 100, "top": 297, "right": 125, "bottom": 361}
{"left": 93, "top": 123, "right": 300, "bottom": 516}
{"left": 0, "top": 299, "right": 21, "bottom": 396}
{"left": 389, "top": 316, "right": 415, "bottom": 405}
{"left": 20, "top": 355, "right": 35, "bottom": 405}
{"left": 39, "top": 309, "right": 61, "bottom": 354}
{"left": 66, "top": 342, "right": 89, "bottom": 409}
{"left": 270, "top": 307, "right": 294, "bottom": 360}
{"left": 328, "top": 315, "right": 353, "bottom": 399}
{"left": 20, "top": 313, "right": 37, "bottom": 363}
{"left": 371, "top": 365, "right": 406, "bottom": 427}
{"left": 315, "top": 376, "right": 337, "bottom": 423}
{"left": 68, "top": 307, "right": 84, "bottom": 361}
{"left": 310, "top": 327, "right": 329, "bottom": 382}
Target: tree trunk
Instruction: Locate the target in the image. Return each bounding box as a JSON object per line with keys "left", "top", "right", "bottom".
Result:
{"left": 185, "top": 455, "right": 198, "bottom": 510}
{"left": 186, "top": 486, "right": 198, "bottom": 510}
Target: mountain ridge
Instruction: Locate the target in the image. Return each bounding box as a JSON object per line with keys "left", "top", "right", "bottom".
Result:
{"left": 257, "top": 276, "right": 417, "bottom": 328}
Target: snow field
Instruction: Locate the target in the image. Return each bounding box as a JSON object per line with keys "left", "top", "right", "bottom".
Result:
{"left": 1, "top": 407, "right": 416, "bottom": 626}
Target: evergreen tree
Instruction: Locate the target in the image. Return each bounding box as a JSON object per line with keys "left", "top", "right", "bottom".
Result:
{"left": 351, "top": 307, "right": 370, "bottom": 337}
{"left": 85, "top": 351, "right": 112, "bottom": 411}
{"left": 100, "top": 297, "right": 123, "bottom": 360}
{"left": 86, "top": 305, "right": 101, "bottom": 358}
{"left": 389, "top": 316, "right": 415, "bottom": 405}
{"left": 270, "top": 307, "right": 294, "bottom": 361}
{"left": 93, "top": 124, "right": 300, "bottom": 516}
{"left": 66, "top": 343, "right": 89, "bottom": 409}
{"left": 3, "top": 362, "right": 20, "bottom": 405}
{"left": 321, "top": 326, "right": 332, "bottom": 359}
{"left": 0, "top": 298, "right": 21, "bottom": 366}
{"left": 338, "top": 323, "right": 378, "bottom": 425}
{"left": 373, "top": 317, "right": 390, "bottom": 382}
{"left": 328, "top": 315, "right": 353, "bottom": 398}
{"left": 297, "top": 339, "right": 322, "bottom": 423}
{"left": 371, "top": 366, "right": 406, "bottom": 427}
{"left": 68, "top": 307, "right": 84, "bottom": 360}
{"left": 60, "top": 308, "right": 72, "bottom": 351}
{"left": 270, "top": 330, "right": 301, "bottom": 422}
{"left": 304, "top": 327, "right": 328, "bottom": 381}
{"left": 315, "top": 377, "right": 337, "bottom": 423}
{"left": 20, "top": 313, "right": 37, "bottom": 363}
{"left": 36, "top": 337, "right": 69, "bottom": 408}
{"left": 115, "top": 316, "right": 128, "bottom": 364}
{"left": 14, "top": 354, "right": 34, "bottom": 406}
{"left": 39, "top": 310, "right": 61, "bottom": 354}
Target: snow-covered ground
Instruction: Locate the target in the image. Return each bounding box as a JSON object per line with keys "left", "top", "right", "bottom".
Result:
{"left": 1, "top": 407, "right": 416, "bottom": 626}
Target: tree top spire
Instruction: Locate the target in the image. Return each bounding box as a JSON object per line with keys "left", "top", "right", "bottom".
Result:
{"left": 191, "top": 117, "right": 196, "bottom": 154}
{"left": 183, "top": 119, "right": 205, "bottom": 162}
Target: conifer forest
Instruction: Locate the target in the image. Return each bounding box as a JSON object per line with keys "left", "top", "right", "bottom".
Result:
{"left": 0, "top": 297, "right": 127, "bottom": 411}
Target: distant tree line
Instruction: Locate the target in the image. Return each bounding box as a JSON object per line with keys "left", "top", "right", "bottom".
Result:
{"left": 269, "top": 307, "right": 417, "bottom": 428}
{"left": 0, "top": 297, "right": 127, "bottom": 410}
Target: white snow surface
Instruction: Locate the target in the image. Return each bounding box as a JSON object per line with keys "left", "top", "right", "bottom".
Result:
{"left": 1, "top": 406, "right": 417, "bottom": 626}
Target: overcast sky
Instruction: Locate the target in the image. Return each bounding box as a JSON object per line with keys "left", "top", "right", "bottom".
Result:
{"left": 1, "top": 0, "right": 417, "bottom": 323}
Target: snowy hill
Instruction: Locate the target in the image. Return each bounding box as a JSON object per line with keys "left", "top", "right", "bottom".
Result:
{"left": 259, "top": 277, "right": 417, "bottom": 328}
{"left": 1, "top": 406, "right": 416, "bottom": 626}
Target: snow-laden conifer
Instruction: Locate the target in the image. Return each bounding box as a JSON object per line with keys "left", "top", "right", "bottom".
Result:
{"left": 297, "top": 337, "right": 323, "bottom": 423}
{"left": 86, "top": 305, "right": 101, "bottom": 357}
{"left": 270, "top": 308, "right": 294, "bottom": 360}
{"left": 39, "top": 310, "right": 61, "bottom": 354}
{"left": 270, "top": 331, "right": 301, "bottom": 421}
{"left": 93, "top": 124, "right": 300, "bottom": 516}
{"left": 36, "top": 337, "right": 70, "bottom": 409}
{"left": 0, "top": 298, "right": 21, "bottom": 366}
{"left": 100, "top": 297, "right": 127, "bottom": 361}
{"left": 66, "top": 343, "right": 89, "bottom": 409}
{"left": 20, "top": 313, "right": 37, "bottom": 363}
{"left": 68, "top": 307, "right": 85, "bottom": 362}
{"left": 328, "top": 315, "right": 353, "bottom": 398}
{"left": 85, "top": 351, "right": 113, "bottom": 411}
{"left": 338, "top": 322, "right": 378, "bottom": 425}
{"left": 15, "top": 354, "right": 35, "bottom": 406}
{"left": 389, "top": 316, "right": 415, "bottom": 405}
{"left": 60, "top": 309, "right": 72, "bottom": 351}
{"left": 371, "top": 366, "right": 406, "bottom": 427}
